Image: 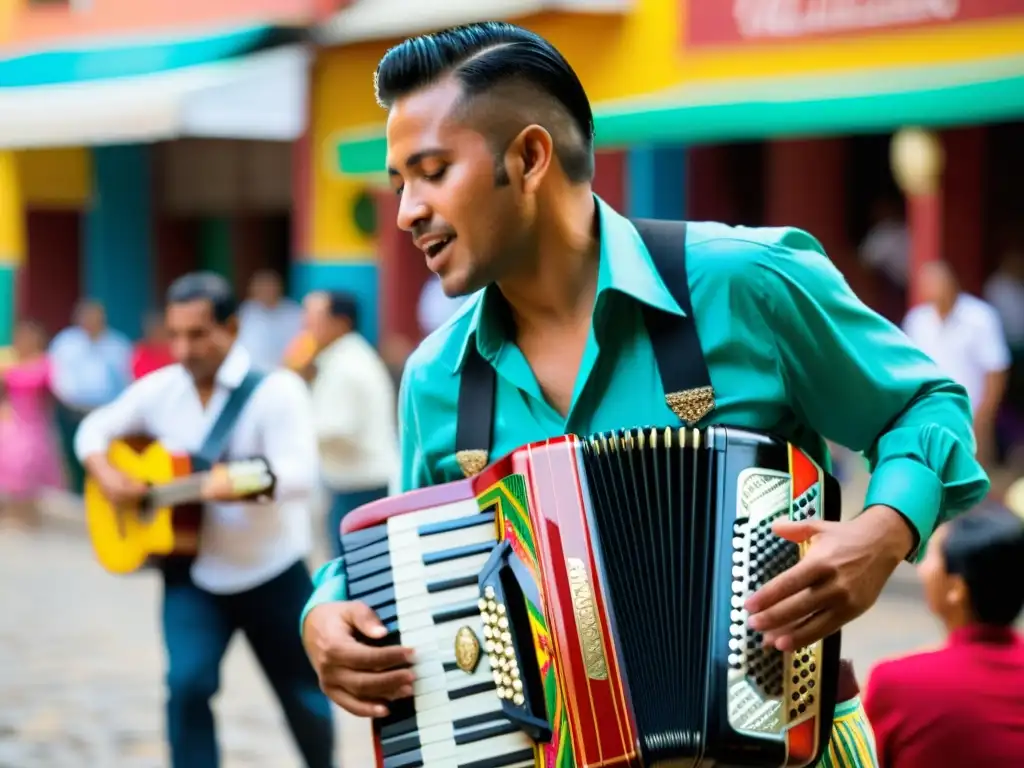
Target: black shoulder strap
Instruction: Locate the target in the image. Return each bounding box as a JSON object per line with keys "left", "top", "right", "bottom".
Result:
{"left": 630, "top": 219, "right": 715, "bottom": 403}
{"left": 454, "top": 341, "right": 496, "bottom": 468}
{"left": 454, "top": 218, "right": 714, "bottom": 472}
{"left": 192, "top": 370, "right": 266, "bottom": 469}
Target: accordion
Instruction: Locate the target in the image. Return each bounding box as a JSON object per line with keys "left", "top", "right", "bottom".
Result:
{"left": 340, "top": 426, "right": 842, "bottom": 768}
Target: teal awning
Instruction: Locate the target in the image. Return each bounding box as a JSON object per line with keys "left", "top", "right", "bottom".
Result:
{"left": 335, "top": 54, "right": 1024, "bottom": 176}
{"left": 0, "top": 24, "right": 303, "bottom": 88}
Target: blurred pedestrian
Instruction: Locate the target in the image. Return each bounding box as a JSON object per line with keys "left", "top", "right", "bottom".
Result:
{"left": 131, "top": 310, "right": 175, "bottom": 380}
{"left": 237, "top": 270, "right": 303, "bottom": 372}
{"left": 903, "top": 261, "right": 1010, "bottom": 465}
{"left": 863, "top": 502, "right": 1024, "bottom": 767}
{"left": 48, "top": 300, "right": 131, "bottom": 494}
{"left": 304, "top": 290, "right": 398, "bottom": 556}
{"left": 0, "top": 320, "right": 63, "bottom": 527}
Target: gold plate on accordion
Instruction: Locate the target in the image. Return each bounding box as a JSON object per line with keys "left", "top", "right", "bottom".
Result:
{"left": 728, "top": 467, "right": 825, "bottom": 740}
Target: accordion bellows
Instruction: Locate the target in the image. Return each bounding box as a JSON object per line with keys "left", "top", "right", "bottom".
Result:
{"left": 340, "top": 426, "right": 842, "bottom": 768}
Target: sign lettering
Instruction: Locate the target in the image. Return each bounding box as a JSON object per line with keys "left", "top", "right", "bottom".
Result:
{"left": 685, "top": 0, "right": 1024, "bottom": 48}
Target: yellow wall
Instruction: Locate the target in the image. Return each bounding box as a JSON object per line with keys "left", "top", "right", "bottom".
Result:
{"left": 309, "top": 42, "right": 387, "bottom": 260}
{"left": 308, "top": 0, "right": 1024, "bottom": 259}
{"left": 16, "top": 147, "right": 92, "bottom": 208}
{"left": 0, "top": 151, "right": 25, "bottom": 265}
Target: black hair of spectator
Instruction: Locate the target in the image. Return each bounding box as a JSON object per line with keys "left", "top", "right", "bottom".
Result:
{"left": 942, "top": 502, "right": 1024, "bottom": 627}
{"left": 166, "top": 272, "right": 237, "bottom": 325}
{"left": 374, "top": 21, "right": 595, "bottom": 183}
{"left": 326, "top": 291, "right": 359, "bottom": 330}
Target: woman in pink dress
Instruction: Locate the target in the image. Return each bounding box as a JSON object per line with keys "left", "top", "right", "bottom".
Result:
{"left": 0, "top": 320, "right": 64, "bottom": 527}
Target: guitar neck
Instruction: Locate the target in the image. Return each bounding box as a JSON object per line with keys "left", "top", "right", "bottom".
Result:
{"left": 149, "top": 474, "right": 211, "bottom": 509}
{"left": 144, "top": 458, "right": 275, "bottom": 509}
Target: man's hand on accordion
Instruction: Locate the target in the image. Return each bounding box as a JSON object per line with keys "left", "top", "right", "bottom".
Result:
{"left": 744, "top": 505, "right": 915, "bottom": 652}
{"left": 302, "top": 601, "right": 416, "bottom": 718}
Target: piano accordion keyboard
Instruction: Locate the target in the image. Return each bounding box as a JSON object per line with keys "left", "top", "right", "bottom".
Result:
{"left": 341, "top": 498, "right": 537, "bottom": 768}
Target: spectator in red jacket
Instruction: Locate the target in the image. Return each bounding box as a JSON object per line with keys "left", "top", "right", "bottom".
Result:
{"left": 131, "top": 311, "right": 175, "bottom": 381}
{"left": 862, "top": 502, "right": 1024, "bottom": 768}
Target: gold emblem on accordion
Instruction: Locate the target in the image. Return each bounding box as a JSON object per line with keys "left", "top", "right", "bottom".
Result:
{"left": 456, "top": 449, "right": 489, "bottom": 478}
{"left": 665, "top": 385, "right": 716, "bottom": 426}
{"left": 454, "top": 626, "right": 482, "bottom": 674}
{"left": 566, "top": 558, "right": 609, "bottom": 681}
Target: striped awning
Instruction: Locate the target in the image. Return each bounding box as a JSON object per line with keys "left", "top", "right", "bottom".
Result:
{"left": 0, "top": 44, "right": 310, "bottom": 149}
{"left": 334, "top": 53, "right": 1024, "bottom": 176}
{"left": 315, "top": 0, "right": 631, "bottom": 45}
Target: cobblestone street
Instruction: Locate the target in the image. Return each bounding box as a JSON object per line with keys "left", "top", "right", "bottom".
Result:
{"left": 1, "top": 503, "right": 944, "bottom": 768}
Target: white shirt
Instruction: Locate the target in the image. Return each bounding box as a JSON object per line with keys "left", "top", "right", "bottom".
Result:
{"left": 75, "top": 345, "right": 317, "bottom": 594}
{"left": 417, "top": 276, "right": 468, "bottom": 336}
{"left": 983, "top": 272, "right": 1024, "bottom": 348}
{"left": 237, "top": 298, "right": 304, "bottom": 372}
{"left": 310, "top": 332, "right": 399, "bottom": 492}
{"left": 902, "top": 294, "right": 1011, "bottom": 413}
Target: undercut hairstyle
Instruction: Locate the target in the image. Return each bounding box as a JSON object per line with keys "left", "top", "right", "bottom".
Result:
{"left": 942, "top": 502, "right": 1024, "bottom": 627}
{"left": 166, "top": 272, "right": 237, "bottom": 325}
{"left": 326, "top": 291, "right": 359, "bottom": 330}
{"left": 375, "top": 21, "right": 595, "bottom": 184}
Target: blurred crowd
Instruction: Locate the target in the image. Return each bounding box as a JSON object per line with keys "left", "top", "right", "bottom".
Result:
{"left": 0, "top": 269, "right": 471, "bottom": 555}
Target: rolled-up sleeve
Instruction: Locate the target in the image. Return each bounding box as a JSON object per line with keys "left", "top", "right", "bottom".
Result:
{"left": 750, "top": 229, "right": 989, "bottom": 558}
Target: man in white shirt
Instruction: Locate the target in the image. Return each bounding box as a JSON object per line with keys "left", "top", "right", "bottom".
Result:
{"left": 304, "top": 291, "right": 399, "bottom": 556}
{"left": 903, "top": 261, "right": 1011, "bottom": 464}
{"left": 75, "top": 273, "right": 334, "bottom": 768}
{"left": 237, "top": 270, "right": 305, "bottom": 372}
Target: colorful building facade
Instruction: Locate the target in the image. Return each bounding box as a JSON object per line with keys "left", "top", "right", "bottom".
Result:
{"left": 0, "top": 0, "right": 347, "bottom": 345}
{"left": 3, "top": 0, "right": 1023, "bottom": 351}
{"left": 305, "top": 0, "right": 1024, "bottom": 349}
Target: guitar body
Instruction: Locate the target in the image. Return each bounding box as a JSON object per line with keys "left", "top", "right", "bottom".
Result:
{"left": 85, "top": 436, "right": 202, "bottom": 575}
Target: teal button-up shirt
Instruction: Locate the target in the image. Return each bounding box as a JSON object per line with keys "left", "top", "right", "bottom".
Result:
{"left": 302, "top": 196, "right": 988, "bottom": 624}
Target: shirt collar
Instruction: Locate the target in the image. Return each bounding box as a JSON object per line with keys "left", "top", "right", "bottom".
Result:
{"left": 454, "top": 195, "right": 685, "bottom": 371}
{"left": 949, "top": 624, "right": 1020, "bottom": 647}
{"left": 215, "top": 344, "right": 252, "bottom": 389}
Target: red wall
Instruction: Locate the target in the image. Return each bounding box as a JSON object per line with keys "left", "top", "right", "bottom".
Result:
{"left": 21, "top": 209, "right": 81, "bottom": 336}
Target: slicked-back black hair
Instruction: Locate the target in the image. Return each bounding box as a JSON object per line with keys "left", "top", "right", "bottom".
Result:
{"left": 942, "top": 502, "right": 1024, "bottom": 627}
{"left": 375, "top": 21, "right": 595, "bottom": 182}
{"left": 166, "top": 271, "right": 237, "bottom": 325}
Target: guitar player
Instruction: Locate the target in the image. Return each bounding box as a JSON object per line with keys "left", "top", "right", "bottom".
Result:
{"left": 74, "top": 272, "right": 335, "bottom": 768}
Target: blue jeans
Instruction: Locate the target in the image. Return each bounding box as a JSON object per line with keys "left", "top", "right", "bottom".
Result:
{"left": 328, "top": 486, "right": 388, "bottom": 558}
{"left": 162, "top": 560, "right": 334, "bottom": 768}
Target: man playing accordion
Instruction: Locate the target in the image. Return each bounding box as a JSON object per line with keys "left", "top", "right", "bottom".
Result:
{"left": 300, "top": 22, "right": 988, "bottom": 768}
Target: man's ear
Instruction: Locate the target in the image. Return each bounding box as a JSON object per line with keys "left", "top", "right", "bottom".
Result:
{"left": 506, "top": 124, "right": 554, "bottom": 195}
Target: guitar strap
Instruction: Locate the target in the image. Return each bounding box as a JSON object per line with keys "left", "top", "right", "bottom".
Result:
{"left": 192, "top": 370, "right": 266, "bottom": 471}
{"left": 454, "top": 218, "right": 709, "bottom": 469}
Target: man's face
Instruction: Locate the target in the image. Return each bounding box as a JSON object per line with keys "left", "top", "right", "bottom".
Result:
{"left": 250, "top": 274, "right": 282, "bottom": 307}
{"left": 385, "top": 78, "right": 530, "bottom": 297}
{"left": 79, "top": 305, "right": 106, "bottom": 337}
{"left": 918, "top": 263, "right": 956, "bottom": 307}
{"left": 166, "top": 299, "right": 234, "bottom": 381}
{"left": 303, "top": 294, "right": 336, "bottom": 347}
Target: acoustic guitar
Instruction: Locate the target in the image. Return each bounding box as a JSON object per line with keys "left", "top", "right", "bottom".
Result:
{"left": 84, "top": 436, "right": 275, "bottom": 575}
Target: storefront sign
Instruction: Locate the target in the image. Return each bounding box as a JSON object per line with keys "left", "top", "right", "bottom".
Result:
{"left": 685, "top": 0, "right": 1024, "bottom": 48}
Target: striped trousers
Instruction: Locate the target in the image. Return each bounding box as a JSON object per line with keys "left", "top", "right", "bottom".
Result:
{"left": 818, "top": 698, "right": 879, "bottom": 768}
